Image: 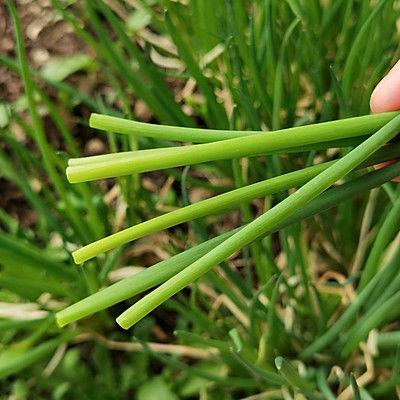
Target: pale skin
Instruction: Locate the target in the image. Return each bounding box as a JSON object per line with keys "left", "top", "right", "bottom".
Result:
{"left": 370, "top": 59, "right": 400, "bottom": 182}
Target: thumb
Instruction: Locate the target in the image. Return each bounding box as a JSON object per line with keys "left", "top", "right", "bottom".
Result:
{"left": 370, "top": 59, "right": 400, "bottom": 182}
{"left": 370, "top": 60, "right": 400, "bottom": 113}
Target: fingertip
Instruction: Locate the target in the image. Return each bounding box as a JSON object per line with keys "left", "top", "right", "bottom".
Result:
{"left": 370, "top": 79, "right": 385, "bottom": 113}
{"left": 370, "top": 60, "right": 400, "bottom": 114}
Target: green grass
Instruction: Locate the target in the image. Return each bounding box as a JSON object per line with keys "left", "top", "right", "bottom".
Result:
{"left": 1, "top": 0, "right": 400, "bottom": 398}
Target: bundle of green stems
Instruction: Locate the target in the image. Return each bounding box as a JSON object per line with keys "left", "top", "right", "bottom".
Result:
{"left": 57, "top": 112, "right": 400, "bottom": 331}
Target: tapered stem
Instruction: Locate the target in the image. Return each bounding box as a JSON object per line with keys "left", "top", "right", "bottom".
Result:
{"left": 89, "top": 112, "right": 399, "bottom": 143}
{"left": 89, "top": 113, "right": 254, "bottom": 143}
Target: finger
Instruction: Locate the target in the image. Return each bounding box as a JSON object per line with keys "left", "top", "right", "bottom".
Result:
{"left": 370, "top": 60, "right": 400, "bottom": 114}
{"left": 370, "top": 60, "right": 400, "bottom": 181}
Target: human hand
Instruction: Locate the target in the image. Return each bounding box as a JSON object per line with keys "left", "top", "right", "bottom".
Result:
{"left": 370, "top": 60, "right": 400, "bottom": 182}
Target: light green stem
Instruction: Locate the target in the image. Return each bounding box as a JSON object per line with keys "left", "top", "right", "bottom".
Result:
{"left": 89, "top": 111, "right": 398, "bottom": 143}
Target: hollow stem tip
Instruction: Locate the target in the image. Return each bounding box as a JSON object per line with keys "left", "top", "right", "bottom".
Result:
{"left": 116, "top": 314, "right": 130, "bottom": 330}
